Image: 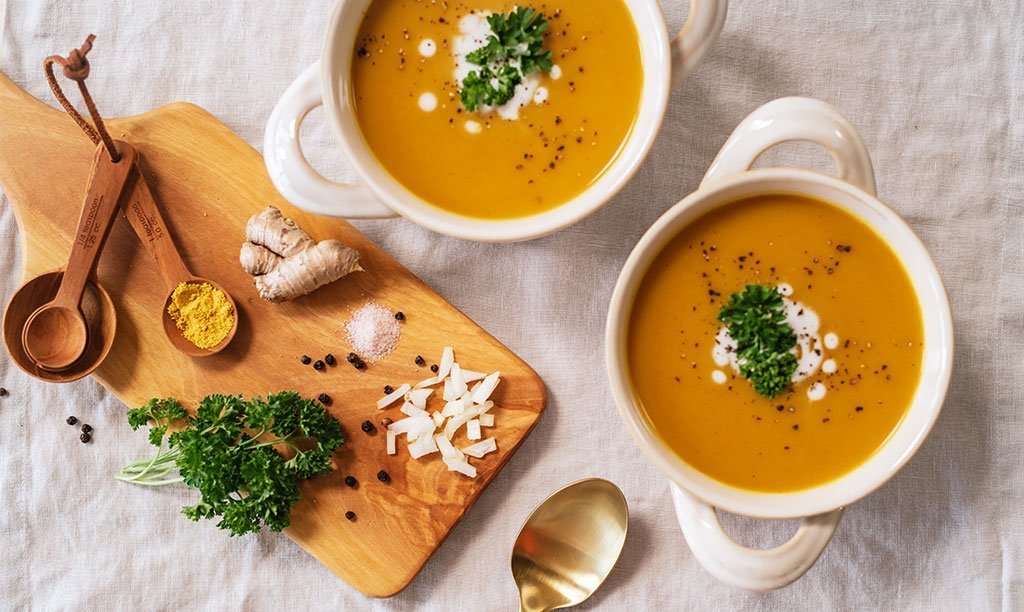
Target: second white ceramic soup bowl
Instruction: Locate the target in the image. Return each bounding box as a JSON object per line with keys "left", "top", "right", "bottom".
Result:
{"left": 264, "top": 0, "right": 727, "bottom": 242}
{"left": 605, "top": 97, "right": 954, "bottom": 590}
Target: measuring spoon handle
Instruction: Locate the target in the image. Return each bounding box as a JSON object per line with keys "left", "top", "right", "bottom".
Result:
{"left": 121, "top": 163, "right": 192, "bottom": 288}
{"left": 54, "top": 141, "right": 137, "bottom": 308}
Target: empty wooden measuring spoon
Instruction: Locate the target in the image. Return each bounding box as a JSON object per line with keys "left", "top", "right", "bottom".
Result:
{"left": 121, "top": 165, "right": 238, "bottom": 356}
{"left": 21, "top": 141, "right": 136, "bottom": 371}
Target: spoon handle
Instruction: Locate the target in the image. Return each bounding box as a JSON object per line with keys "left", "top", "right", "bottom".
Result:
{"left": 53, "top": 141, "right": 137, "bottom": 308}
{"left": 120, "top": 162, "right": 193, "bottom": 287}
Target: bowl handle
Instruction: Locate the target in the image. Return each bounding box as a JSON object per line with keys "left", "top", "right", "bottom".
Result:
{"left": 671, "top": 484, "right": 842, "bottom": 590}
{"left": 671, "top": 0, "right": 728, "bottom": 89}
{"left": 701, "top": 97, "right": 877, "bottom": 196}
{"left": 263, "top": 61, "right": 396, "bottom": 218}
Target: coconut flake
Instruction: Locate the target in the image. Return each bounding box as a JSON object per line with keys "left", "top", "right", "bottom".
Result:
{"left": 467, "top": 419, "right": 482, "bottom": 441}
{"left": 377, "top": 384, "right": 410, "bottom": 409}
{"left": 461, "top": 370, "right": 486, "bottom": 383}
{"left": 442, "top": 398, "right": 467, "bottom": 417}
{"left": 479, "top": 413, "right": 495, "bottom": 427}
{"left": 407, "top": 388, "right": 432, "bottom": 409}
{"left": 472, "top": 372, "right": 500, "bottom": 404}
{"left": 437, "top": 347, "right": 455, "bottom": 380}
{"left": 444, "top": 456, "right": 477, "bottom": 478}
{"left": 386, "top": 430, "right": 397, "bottom": 455}
{"left": 409, "top": 433, "right": 439, "bottom": 459}
{"left": 450, "top": 364, "right": 468, "bottom": 398}
{"left": 463, "top": 438, "right": 496, "bottom": 458}
{"left": 431, "top": 411, "right": 444, "bottom": 427}
{"left": 435, "top": 434, "right": 463, "bottom": 460}
{"left": 401, "top": 402, "right": 428, "bottom": 418}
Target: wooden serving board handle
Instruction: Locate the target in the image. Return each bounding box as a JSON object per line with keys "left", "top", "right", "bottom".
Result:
{"left": 0, "top": 69, "right": 546, "bottom": 597}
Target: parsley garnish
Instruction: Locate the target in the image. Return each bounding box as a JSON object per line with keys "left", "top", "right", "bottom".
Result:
{"left": 460, "top": 7, "right": 553, "bottom": 112}
{"left": 118, "top": 392, "right": 344, "bottom": 536}
{"left": 717, "top": 285, "right": 799, "bottom": 398}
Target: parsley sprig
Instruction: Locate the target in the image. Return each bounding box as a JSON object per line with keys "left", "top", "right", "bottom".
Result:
{"left": 718, "top": 285, "right": 799, "bottom": 398}
{"left": 117, "top": 392, "right": 344, "bottom": 536}
{"left": 460, "top": 7, "right": 553, "bottom": 112}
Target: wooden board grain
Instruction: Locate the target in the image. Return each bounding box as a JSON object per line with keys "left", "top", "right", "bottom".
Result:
{"left": 0, "top": 71, "right": 546, "bottom": 597}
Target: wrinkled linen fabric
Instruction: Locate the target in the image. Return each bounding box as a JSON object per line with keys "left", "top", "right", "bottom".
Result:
{"left": 0, "top": 1, "right": 1021, "bottom": 609}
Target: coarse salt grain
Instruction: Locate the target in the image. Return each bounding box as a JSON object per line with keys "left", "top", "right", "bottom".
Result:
{"left": 345, "top": 302, "right": 401, "bottom": 361}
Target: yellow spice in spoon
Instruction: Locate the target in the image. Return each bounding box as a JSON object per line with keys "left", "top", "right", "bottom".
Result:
{"left": 167, "top": 281, "right": 234, "bottom": 350}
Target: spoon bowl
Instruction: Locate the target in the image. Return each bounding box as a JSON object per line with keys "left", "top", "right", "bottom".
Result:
{"left": 511, "top": 478, "right": 628, "bottom": 612}
{"left": 160, "top": 277, "right": 239, "bottom": 357}
{"left": 3, "top": 271, "right": 117, "bottom": 383}
{"left": 22, "top": 303, "right": 90, "bottom": 371}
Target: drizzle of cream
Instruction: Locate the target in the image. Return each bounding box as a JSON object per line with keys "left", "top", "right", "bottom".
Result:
{"left": 550, "top": 64, "right": 562, "bottom": 80}
{"left": 807, "top": 381, "right": 827, "bottom": 401}
{"left": 824, "top": 332, "right": 839, "bottom": 350}
{"left": 822, "top": 359, "right": 837, "bottom": 374}
{"left": 418, "top": 92, "right": 438, "bottom": 112}
{"left": 464, "top": 120, "right": 482, "bottom": 134}
{"left": 418, "top": 39, "right": 436, "bottom": 57}
{"left": 711, "top": 370, "right": 727, "bottom": 384}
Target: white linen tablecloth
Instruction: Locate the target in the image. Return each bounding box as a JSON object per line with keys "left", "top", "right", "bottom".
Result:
{"left": 1, "top": 1, "right": 1021, "bottom": 609}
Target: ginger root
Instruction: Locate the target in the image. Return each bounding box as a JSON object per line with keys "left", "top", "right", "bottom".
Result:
{"left": 239, "top": 206, "right": 361, "bottom": 302}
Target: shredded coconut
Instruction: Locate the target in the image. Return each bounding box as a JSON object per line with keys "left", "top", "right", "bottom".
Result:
{"left": 345, "top": 302, "right": 401, "bottom": 360}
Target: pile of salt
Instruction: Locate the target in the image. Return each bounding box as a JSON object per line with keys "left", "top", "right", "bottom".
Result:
{"left": 345, "top": 302, "right": 401, "bottom": 361}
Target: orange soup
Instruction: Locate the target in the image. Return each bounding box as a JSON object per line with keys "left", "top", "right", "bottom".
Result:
{"left": 350, "top": 0, "right": 643, "bottom": 219}
{"left": 627, "top": 194, "right": 924, "bottom": 492}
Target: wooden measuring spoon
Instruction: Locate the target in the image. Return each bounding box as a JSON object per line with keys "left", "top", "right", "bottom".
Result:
{"left": 121, "top": 164, "right": 238, "bottom": 356}
{"left": 21, "top": 141, "right": 136, "bottom": 371}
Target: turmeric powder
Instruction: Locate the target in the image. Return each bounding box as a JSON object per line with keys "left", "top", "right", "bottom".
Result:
{"left": 167, "top": 282, "right": 234, "bottom": 350}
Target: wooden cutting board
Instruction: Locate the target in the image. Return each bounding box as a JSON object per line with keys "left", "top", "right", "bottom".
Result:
{"left": 0, "top": 70, "right": 546, "bottom": 597}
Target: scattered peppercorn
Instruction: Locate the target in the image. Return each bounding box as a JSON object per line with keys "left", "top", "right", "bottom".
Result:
{"left": 361, "top": 420, "right": 375, "bottom": 433}
{"left": 383, "top": 385, "right": 394, "bottom": 395}
{"left": 414, "top": 355, "right": 425, "bottom": 366}
{"left": 395, "top": 311, "right": 405, "bottom": 321}
{"left": 313, "top": 360, "right": 326, "bottom": 371}
{"left": 377, "top": 470, "right": 390, "bottom": 483}
{"left": 344, "top": 476, "right": 357, "bottom": 487}
{"left": 354, "top": 360, "right": 367, "bottom": 370}
{"left": 0, "top": 387, "right": 7, "bottom": 397}
{"left": 380, "top": 417, "right": 393, "bottom": 428}
{"left": 66, "top": 416, "right": 78, "bottom": 425}
{"left": 300, "top": 355, "right": 312, "bottom": 365}
{"left": 324, "top": 354, "right": 336, "bottom": 366}
{"left": 345, "top": 511, "right": 356, "bottom": 521}
{"left": 80, "top": 432, "right": 91, "bottom": 443}
{"left": 81, "top": 423, "right": 93, "bottom": 434}
{"left": 430, "top": 364, "right": 439, "bottom": 373}
{"left": 317, "top": 393, "right": 332, "bottom": 405}
{"left": 347, "top": 352, "right": 360, "bottom": 364}
{"left": 855, "top": 406, "right": 864, "bottom": 412}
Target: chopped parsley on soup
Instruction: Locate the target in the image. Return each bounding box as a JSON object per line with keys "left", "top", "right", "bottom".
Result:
{"left": 627, "top": 194, "right": 924, "bottom": 493}
{"left": 350, "top": 1, "right": 643, "bottom": 220}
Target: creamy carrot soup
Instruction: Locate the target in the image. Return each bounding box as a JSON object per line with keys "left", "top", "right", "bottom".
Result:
{"left": 351, "top": 1, "right": 643, "bottom": 219}
{"left": 627, "top": 194, "right": 924, "bottom": 492}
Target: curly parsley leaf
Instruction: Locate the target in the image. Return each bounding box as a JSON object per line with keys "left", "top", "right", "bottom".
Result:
{"left": 460, "top": 7, "right": 553, "bottom": 112}
{"left": 718, "top": 284, "right": 799, "bottom": 398}
{"left": 117, "top": 391, "right": 344, "bottom": 536}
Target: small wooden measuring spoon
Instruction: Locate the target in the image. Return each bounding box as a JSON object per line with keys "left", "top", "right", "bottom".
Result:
{"left": 121, "top": 164, "right": 238, "bottom": 356}
{"left": 21, "top": 141, "right": 136, "bottom": 371}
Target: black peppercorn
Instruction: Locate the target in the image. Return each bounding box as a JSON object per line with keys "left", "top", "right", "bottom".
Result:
{"left": 347, "top": 352, "right": 360, "bottom": 364}
{"left": 344, "top": 476, "right": 357, "bottom": 487}
{"left": 313, "top": 360, "right": 326, "bottom": 371}
{"left": 324, "top": 353, "right": 336, "bottom": 366}
{"left": 414, "top": 355, "right": 425, "bottom": 366}
{"left": 377, "top": 470, "right": 390, "bottom": 482}
{"left": 380, "top": 417, "right": 393, "bottom": 428}
{"left": 300, "top": 355, "right": 312, "bottom": 365}
{"left": 80, "top": 432, "right": 91, "bottom": 443}
{"left": 317, "top": 393, "right": 331, "bottom": 405}
{"left": 66, "top": 416, "right": 78, "bottom": 425}
{"left": 81, "top": 423, "right": 93, "bottom": 434}
{"left": 345, "top": 511, "right": 356, "bottom": 521}
{"left": 361, "top": 420, "right": 375, "bottom": 433}
{"left": 394, "top": 311, "right": 405, "bottom": 321}
{"left": 354, "top": 360, "right": 367, "bottom": 370}
{"left": 430, "top": 364, "right": 439, "bottom": 373}
{"left": 0, "top": 387, "right": 7, "bottom": 397}
{"left": 383, "top": 385, "right": 394, "bottom": 395}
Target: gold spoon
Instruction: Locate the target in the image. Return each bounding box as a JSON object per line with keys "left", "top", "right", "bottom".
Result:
{"left": 511, "top": 478, "right": 629, "bottom": 612}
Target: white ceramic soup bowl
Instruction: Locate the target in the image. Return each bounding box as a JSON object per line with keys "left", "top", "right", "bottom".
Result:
{"left": 264, "top": 0, "right": 727, "bottom": 242}
{"left": 605, "top": 97, "right": 954, "bottom": 590}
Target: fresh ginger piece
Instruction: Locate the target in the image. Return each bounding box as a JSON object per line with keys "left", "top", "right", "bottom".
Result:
{"left": 239, "top": 206, "right": 361, "bottom": 302}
